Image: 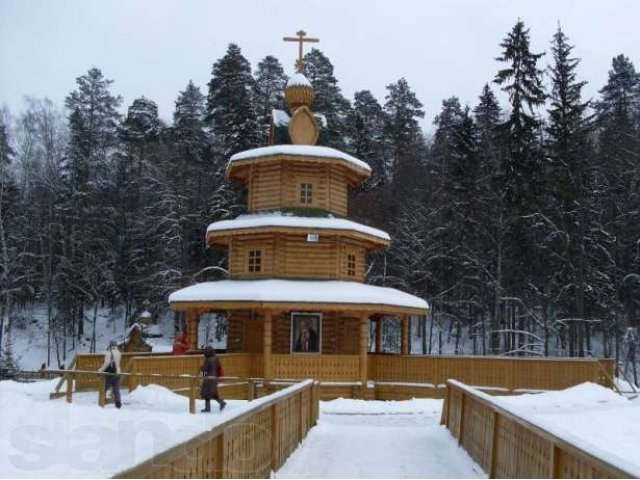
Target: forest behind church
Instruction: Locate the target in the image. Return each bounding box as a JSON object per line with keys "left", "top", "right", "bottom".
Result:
{"left": 0, "top": 20, "right": 639, "bottom": 377}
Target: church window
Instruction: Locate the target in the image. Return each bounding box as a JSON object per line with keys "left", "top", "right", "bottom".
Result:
{"left": 248, "top": 250, "right": 262, "bottom": 273}
{"left": 347, "top": 254, "right": 356, "bottom": 277}
{"left": 300, "top": 182, "right": 313, "bottom": 205}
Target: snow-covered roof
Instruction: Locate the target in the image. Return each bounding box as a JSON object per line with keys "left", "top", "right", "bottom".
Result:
{"left": 207, "top": 212, "right": 390, "bottom": 242}
{"left": 286, "top": 73, "right": 312, "bottom": 88}
{"left": 169, "top": 279, "right": 428, "bottom": 312}
{"left": 228, "top": 145, "right": 371, "bottom": 174}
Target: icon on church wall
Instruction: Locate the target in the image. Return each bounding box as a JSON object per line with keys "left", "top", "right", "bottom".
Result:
{"left": 291, "top": 313, "right": 321, "bottom": 354}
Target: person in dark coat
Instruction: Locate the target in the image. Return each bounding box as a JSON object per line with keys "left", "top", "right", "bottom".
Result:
{"left": 200, "top": 346, "right": 226, "bottom": 412}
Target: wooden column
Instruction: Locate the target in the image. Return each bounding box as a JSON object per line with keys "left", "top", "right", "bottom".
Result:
{"left": 359, "top": 313, "right": 369, "bottom": 384}
{"left": 401, "top": 315, "right": 410, "bottom": 355}
{"left": 187, "top": 310, "right": 199, "bottom": 351}
{"left": 263, "top": 310, "right": 273, "bottom": 379}
{"left": 375, "top": 317, "right": 383, "bottom": 353}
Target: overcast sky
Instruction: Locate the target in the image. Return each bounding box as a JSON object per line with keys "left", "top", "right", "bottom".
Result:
{"left": 1, "top": 0, "right": 639, "bottom": 130}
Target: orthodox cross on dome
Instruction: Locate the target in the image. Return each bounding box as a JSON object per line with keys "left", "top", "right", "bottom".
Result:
{"left": 283, "top": 30, "right": 319, "bottom": 73}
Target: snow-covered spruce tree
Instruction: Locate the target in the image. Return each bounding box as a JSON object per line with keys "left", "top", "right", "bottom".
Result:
{"left": 303, "top": 49, "right": 353, "bottom": 151}
{"left": 472, "top": 84, "right": 508, "bottom": 354}
{"left": 112, "top": 97, "right": 165, "bottom": 325}
{"left": 346, "top": 90, "right": 391, "bottom": 234}
{"left": 206, "top": 43, "right": 261, "bottom": 157}
{"left": 349, "top": 90, "right": 389, "bottom": 189}
{"left": 544, "top": 27, "right": 596, "bottom": 357}
{"left": 493, "top": 20, "right": 547, "bottom": 355}
{"left": 381, "top": 77, "right": 427, "bottom": 231}
{"left": 595, "top": 54, "right": 640, "bottom": 366}
{"left": 429, "top": 99, "right": 488, "bottom": 354}
{"left": 253, "top": 55, "right": 287, "bottom": 143}
{"left": 62, "top": 67, "right": 121, "bottom": 340}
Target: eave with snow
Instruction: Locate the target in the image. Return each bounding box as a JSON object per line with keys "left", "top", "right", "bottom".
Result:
{"left": 226, "top": 145, "right": 371, "bottom": 187}
{"left": 169, "top": 279, "right": 428, "bottom": 316}
{"left": 206, "top": 212, "right": 390, "bottom": 250}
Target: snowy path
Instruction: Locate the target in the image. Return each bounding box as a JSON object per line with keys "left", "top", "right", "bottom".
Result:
{"left": 276, "top": 399, "right": 486, "bottom": 479}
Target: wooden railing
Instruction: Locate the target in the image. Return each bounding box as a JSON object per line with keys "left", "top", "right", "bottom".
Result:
{"left": 48, "top": 369, "right": 258, "bottom": 413}
{"left": 71, "top": 352, "right": 615, "bottom": 397}
{"left": 112, "top": 379, "right": 319, "bottom": 479}
{"left": 74, "top": 352, "right": 169, "bottom": 390}
{"left": 272, "top": 354, "right": 361, "bottom": 381}
{"left": 441, "top": 380, "right": 638, "bottom": 478}
{"left": 368, "top": 355, "right": 614, "bottom": 390}
{"left": 126, "top": 353, "right": 262, "bottom": 391}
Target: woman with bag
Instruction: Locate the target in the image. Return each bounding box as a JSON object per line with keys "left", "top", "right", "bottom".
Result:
{"left": 200, "top": 346, "right": 227, "bottom": 412}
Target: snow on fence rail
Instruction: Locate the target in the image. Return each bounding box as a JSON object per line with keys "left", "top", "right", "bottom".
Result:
{"left": 441, "top": 379, "right": 638, "bottom": 478}
{"left": 112, "top": 379, "right": 319, "bottom": 479}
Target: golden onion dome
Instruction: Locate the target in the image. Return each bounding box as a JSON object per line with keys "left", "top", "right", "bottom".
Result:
{"left": 285, "top": 73, "right": 315, "bottom": 112}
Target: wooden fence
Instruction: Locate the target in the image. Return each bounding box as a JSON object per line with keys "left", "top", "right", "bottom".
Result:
{"left": 112, "top": 379, "right": 319, "bottom": 479}
{"left": 70, "top": 352, "right": 615, "bottom": 399}
{"left": 368, "top": 355, "right": 614, "bottom": 390}
{"left": 441, "top": 379, "right": 638, "bottom": 478}
{"left": 272, "top": 354, "right": 361, "bottom": 381}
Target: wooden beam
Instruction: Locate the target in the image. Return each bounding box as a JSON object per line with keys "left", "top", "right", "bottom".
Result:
{"left": 359, "top": 313, "right": 369, "bottom": 385}
{"left": 401, "top": 315, "right": 409, "bottom": 355}
{"left": 263, "top": 310, "right": 273, "bottom": 380}
{"left": 187, "top": 311, "right": 199, "bottom": 351}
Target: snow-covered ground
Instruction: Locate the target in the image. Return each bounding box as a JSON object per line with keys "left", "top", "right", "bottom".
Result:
{"left": 494, "top": 383, "right": 640, "bottom": 476}
{"left": 0, "top": 379, "right": 247, "bottom": 478}
{"left": 276, "top": 398, "right": 486, "bottom": 479}
{"left": 3, "top": 378, "right": 640, "bottom": 479}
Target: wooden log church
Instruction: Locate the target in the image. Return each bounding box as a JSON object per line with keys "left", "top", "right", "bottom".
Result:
{"left": 168, "top": 31, "right": 429, "bottom": 383}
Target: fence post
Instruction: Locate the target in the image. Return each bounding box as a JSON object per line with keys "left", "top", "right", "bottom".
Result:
{"left": 247, "top": 379, "right": 255, "bottom": 400}
{"left": 457, "top": 392, "right": 466, "bottom": 446}
{"left": 549, "top": 442, "right": 557, "bottom": 478}
{"left": 189, "top": 377, "right": 196, "bottom": 414}
{"left": 98, "top": 374, "right": 106, "bottom": 407}
{"left": 65, "top": 373, "right": 73, "bottom": 403}
{"left": 270, "top": 403, "right": 280, "bottom": 471}
{"left": 214, "top": 433, "right": 225, "bottom": 479}
{"left": 489, "top": 410, "right": 500, "bottom": 478}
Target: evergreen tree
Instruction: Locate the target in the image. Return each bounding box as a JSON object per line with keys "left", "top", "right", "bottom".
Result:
{"left": 349, "top": 90, "right": 388, "bottom": 187}
{"left": 303, "top": 49, "right": 352, "bottom": 150}
{"left": 472, "top": 85, "right": 507, "bottom": 354}
{"left": 206, "top": 44, "right": 260, "bottom": 157}
{"left": 383, "top": 78, "right": 425, "bottom": 187}
{"left": 545, "top": 27, "right": 595, "bottom": 356}
{"left": 113, "top": 96, "right": 164, "bottom": 324}
{"left": 63, "top": 67, "right": 122, "bottom": 339}
{"left": 595, "top": 54, "right": 640, "bottom": 353}
{"left": 253, "top": 55, "right": 287, "bottom": 142}
{"left": 494, "top": 19, "right": 546, "bottom": 206}
{"left": 494, "top": 20, "right": 547, "bottom": 354}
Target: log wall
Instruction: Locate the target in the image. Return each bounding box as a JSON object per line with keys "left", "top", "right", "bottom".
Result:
{"left": 227, "top": 312, "right": 360, "bottom": 355}
{"left": 228, "top": 233, "right": 367, "bottom": 282}
{"left": 247, "top": 161, "right": 349, "bottom": 216}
